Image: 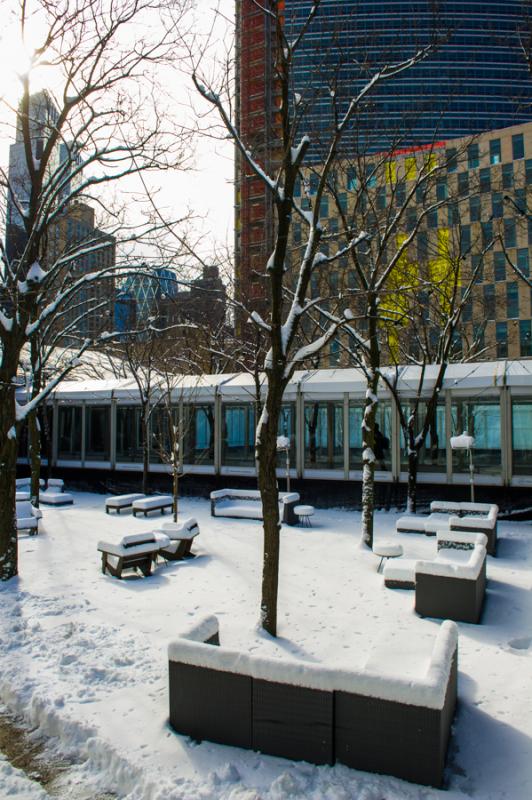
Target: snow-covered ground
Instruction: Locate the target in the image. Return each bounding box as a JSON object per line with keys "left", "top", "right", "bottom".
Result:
{"left": 0, "top": 491, "right": 531, "bottom": 799}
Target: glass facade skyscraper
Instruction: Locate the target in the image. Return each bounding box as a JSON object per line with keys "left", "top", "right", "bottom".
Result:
{"left": 285, "top": 1, "right": 530, "bottom": 153}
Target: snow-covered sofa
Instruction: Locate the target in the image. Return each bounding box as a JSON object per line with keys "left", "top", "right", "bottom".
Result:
{"left": 396, "top": 501, "right": 498, "bottom": 555}
{"left": 97, "top": 532, "right": 170, "bottom": 578}
{"left": 168, "top": 616, "right": 458, "bottom": 787}
{"left": 16, "top": 501, "right": 42, "bottom": 535}
{"left": 210, "top": 489, "right": 300, "bottom": 525}
{"left": 415, "top": 539, "right": 487, "bottom": 624}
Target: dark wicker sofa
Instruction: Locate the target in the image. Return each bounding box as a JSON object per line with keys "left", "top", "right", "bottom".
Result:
{"left": 168, "top": 616, "right": 458, "bottom": 787}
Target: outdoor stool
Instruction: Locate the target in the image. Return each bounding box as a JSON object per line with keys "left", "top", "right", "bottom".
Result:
{"left": 294, "top": 504, "right": 315, "bottom": 527}
{"left": 373, "top": 541, "right": 403, "bottom": 573}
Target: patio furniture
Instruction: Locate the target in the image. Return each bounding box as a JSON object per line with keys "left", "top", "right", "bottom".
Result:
{"left": 155, "top": 518, "right": 200, "bottom": 561}
{"left": 210, "top": 489, "right": 300, "bottom": 525}
{"left": 415, "top": 540, "right": 487, "bottom": 624}
{"left": 39, "top": 490, "right": 74, "bottom": 506}
{"left": 449, "top": 507, "right": 498, "bottom": 556}
{"left": 132, "top": 495, "right": 173, "bottom": 517}
{"left": 294, "top": 504, "right": 315, "bottom": 527}
{"left": 383, "top": 531, "right": 488, "bottom": 590}
{"left": 396, "top": 513, "right": 451, "bottom": 536}
{"left": 46, "top": 478, "right": 64, "bottom": 492}
{"left": 105, "top": 493, "right": 146, "bottom": 514}
{"left": 16, "top": 477, "right": 45, "bottom": 489}
{"left": 16, "top": 501, "right": 41, "bottom": 535}
{"left": 16, "top": 490, "right": 31, "bottom": 502}
{"left": 168, "top": 616, "right": 458, "bottom": 787}
{"left": 97, "top": 532, "right": 170, "bottom": 579}
{"left": 372, "top": 540, "right": 403, "bottom": 573}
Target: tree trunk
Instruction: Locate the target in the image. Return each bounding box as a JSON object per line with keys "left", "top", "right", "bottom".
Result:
{"left": 28, "top": 409, "right": 41, "bottom": 508}
{"left": 257, "top": 389, "right": 283, "bottom": 637}
{"left": 407, "top": 447, "right": 419, "bottom": 514}
{"left": 173, "top": 467, "right": 179, "bottom": 522}
{"left": 361, "top": 296, "right": 380, "bottom": 549}
{"left": 141, "top": 406, "right": 149, "bottom": 496}
{"left": 0, "top": 350, "right": 20, "bottom": 581}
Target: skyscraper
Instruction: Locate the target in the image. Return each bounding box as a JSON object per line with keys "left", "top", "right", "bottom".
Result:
{"left": 235, "top": 1, "right": 531, "bottom": 314}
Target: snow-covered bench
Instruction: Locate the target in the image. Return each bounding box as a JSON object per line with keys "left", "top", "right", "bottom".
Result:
{"left": 39, "top": 489, "right": 74, "bottom": 506}
{"left": 154, "top": 518, "right": 200, "bottom": 561}
{"left": 132, "top": 495, "right": 173, "bottom": 517}
{"left": 210, "top": 489, "right": 300, "bottom": 525}
{"left": 46, "top": 478, "right": 64, "bottom": 492}
{"left": 396, "top": 512, "right": 451, "bottom": 536}
{"left": 16, "top": 501, "right": 42, "bottom": 535}
{"left": 384, "top": 531, "right": 488, "bottom": 590}
{"left": 168, "top": 616, "right": 458, "bottom": 787}
{"left": 105, "top": 493, "right": 146, "bottom": 514}
{"left": 16, "top": 477, "right": 45, "bottom": 489}
{"left": 415, "top": 539, "right": 487, "bottom": 624}
{"left": 97, "top": 532, "right": 170, "bottom": 578}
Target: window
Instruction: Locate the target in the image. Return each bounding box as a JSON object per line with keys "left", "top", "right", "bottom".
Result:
{"left": 376, "top": 186, "right": 386, "bottom": 210}
{"left": 222, "top": 404, "right": 255, "bottom": 466}
{"left": 469, "top": 195, "right": 480, "bottom": 222}
{"left": 427, "top": 209, "right": 438, "bottom": 228}
{"left": 319, "top": 196, "right": 329, "bottom": 218}
{"left": 399, "top": 402, "right": 446, "bottom": 473}
{"left": 472, "top": 254, "right": 484, "bottom": 283}
{"left": 458, "top": 172, "right": 469, "bottom": 196}
{"left": 417, "top": 231, "right": 428, "bottom": 261}
{"left": 436, "top": 179, "right": 448, "bottom": 201}
{"left": 58, "top": 406, "right": 82, "bottom": 460}
{"left": 294, "top": 176, "right": 301, "bottom": 196}
{"left": 365, "top": 163, "right": 377, "bottom": 188}
{"left": 526, "top": 159, "right": 532, "bottom": 185}
{"left": 467, "top": 143, "right": 479, "bottom": 170}
{"left": 507, "top": 282, "right": 519, "bottom": 319}
{"left": 311, "top": 273, "right": 319, "bottom": 297}
{"left": 446, "top": 147, "right": 457, "bottom": 172}
{"left": 395, "top": 182, "right": 406, "bottom": 206}
{"left": 473, "top": 323, "right": 485, "bottom": 351}
{"left": 329, "top": 271, "right": 338, "bottom": 295}
{"left": 85, "top": 406, "right": 110, "bottom": 461}
{"left": 491, "top": 192, "right": 503, "bottom": 219}
{"left": 461, "top": 225, "right": 471, "bottom": 256}
{"left": 293, "top": 223, "right": 301, "bottom": 245}
{"left": 346, "top": 167, "right": 357, "bottom": 191}
{"left": 512, "top": 400, "right": 532, "bottom": 473}
{"left": 349, "top": 402, "right": 391, "bottom": 471}
{"left": 481, "top": 220, "right": 493, "bottom": 247}
{"left": 347, "top": 270, "right": 357, "bottom": 290}
{"left": 304, "top": 402, "right": 343, "bottom": 470}
{"left": 479, "top": 167, "right": 491, "bottom": 193}
{"left": 502, "top": 163, "right": 513, "bottom": 189}
{"left": 517, "top": 248, "right": 530, "bottom": 277}
{"left": 183, "top": 405, "right": 215, "bottom": 465}
{"left": 328, "top": 217, "right": 338, "bottom": 235}
{"left": 489, "top": 139, "right": 501, "bottom": 165}
{"left": 512, "top": 133, "right": 525, "bottom": 160}
{"left": 338, "top": 193, "right": 347, "bottom": 213}
{"left": 448, "top": 202, "right": 459, "bottom": 225}
{"left": 452, "top": 400, "right": 501, "bottom": 474}
{"left": 330, "top": 339, "right": 340, "bottom": 365}
{"left": 116, "top": 406, "right": 142, "bottom": 462}
{"left": 309, "top": 172, "right": 319, "bottom": 194}
{"left": 520, "top": 320, "right": 532, "bottom": 357}
{"left": 494, "top": 251, "right": 506, "bottom": 281}
{"left": 496, "top": 322, "right": 508, "bottom": 358}
{"left": 483, "top": 284, "right": 495, "bottom": 320}
{"left": 504, "top": 218, "right": 516, "bottom": 248}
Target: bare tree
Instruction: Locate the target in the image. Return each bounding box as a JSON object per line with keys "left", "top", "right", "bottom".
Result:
{"left": 0, "top": 0, "right": 192, "bottom": 580}
{"left": 193, "top": 0, "right": 437, "bottom": 635}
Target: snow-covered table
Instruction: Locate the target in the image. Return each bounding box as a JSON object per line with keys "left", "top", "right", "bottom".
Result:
{"left": 294, "top": 504, "right": 315, "bottom": 527}
{"left": 372, "top": 540, "right": 403, "bottom": 572}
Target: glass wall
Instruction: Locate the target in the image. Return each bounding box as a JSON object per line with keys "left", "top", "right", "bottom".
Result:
{"left": 451, "top": 399, "right": 501, "bottom": 474}
{"left": 150, "top": 406, "right": 172, "bottom": 464}
{"left": 400, "top": 402, "right": 446, "bottom": 473}
{"left": 304, "top": 401, "right": 343, "bottom": 470}
{"left": 85, "top": 405, "right": 110, "bottom": 461}
{"left": 183, "top": 405, "right": 215, "bottom": 465}
{"left": 349, "top": 402, "right": 391, "bottom": 470}
{"left": 277, "top": 404, "right": 296, "bottom": 470}
{"left": 222, "top": 404, "right": 256, "bottom": 466}
{"left": 512, "top": 400, "right": 532, "bottom": 475}
{"left": 58, "top": 406, "right": 82, "bottom": 459}
{"left": 116, "top": 406, "right": 143, "bottom": 462}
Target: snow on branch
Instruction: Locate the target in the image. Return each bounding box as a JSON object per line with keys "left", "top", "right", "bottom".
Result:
{"left": 192, "top": 73, "right": 284, "bottom": 203}
{"left": 249, "top": 311, "right": 272, "bottom": 333}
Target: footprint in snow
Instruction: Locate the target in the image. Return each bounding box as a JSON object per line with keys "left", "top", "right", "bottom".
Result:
{"left": 508, "top": 635, "right": 532, "bottom": 652}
